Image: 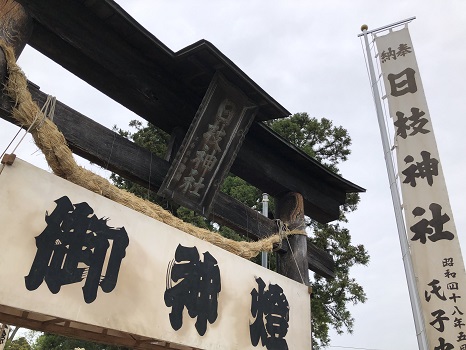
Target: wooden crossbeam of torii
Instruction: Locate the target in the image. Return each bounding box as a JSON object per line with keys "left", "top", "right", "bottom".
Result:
{"left": 0, "top": 84, "right": 334, "bottom": 279}
{"left": 0, "top": 0, "right": 364, "bottom": 282}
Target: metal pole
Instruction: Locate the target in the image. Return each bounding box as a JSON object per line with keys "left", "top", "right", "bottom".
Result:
{"left": 361, "top": 25, "right": 428, "bottom": 350}
{"left": 357, "top": 16, "right": 416, "bottom": 37}
{"left": 261, "top": 193, "right": 269, "bottom": 268}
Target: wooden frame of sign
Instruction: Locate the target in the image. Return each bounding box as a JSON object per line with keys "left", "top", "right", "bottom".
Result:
{"left": 158, "top": 72, "right": 257, "bottom": 216}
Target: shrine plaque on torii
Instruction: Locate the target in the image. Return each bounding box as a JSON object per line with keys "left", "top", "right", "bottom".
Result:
{"left": 159, "top": 72, "right": 258, "bottom": 216}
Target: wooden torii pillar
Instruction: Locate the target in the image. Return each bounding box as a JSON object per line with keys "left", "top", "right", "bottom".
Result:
{"left": 277, "top": 192, "right": 309, "bottom": 285}
{"left": 0, "top": 1, "right": 32, "bottom": 83}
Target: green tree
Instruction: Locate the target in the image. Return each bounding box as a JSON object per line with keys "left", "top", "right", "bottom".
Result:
{"left": 266, "top": 112, "right": 351, "bottom": 171}
{"left": 267, "top": 113, "right": 369, "bottom": 347}
{"left": 4, "top": 337, "right": 31, "bottom": 350}
{"left": 111, "top": 112, "right": 369, "bottom": 349}
{"left": 32, "top": 333, "right": 129, "bottom": 350}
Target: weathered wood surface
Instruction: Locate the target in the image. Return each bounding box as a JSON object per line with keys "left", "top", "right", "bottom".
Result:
{"left": 277, "top": 192, "right": 309, "bottom": 285}
{"left": 0, "top": 0, "right": 32, "bottom": 56}
{"left": 0, "top": 0, "right": 33, "bottom": 112}
{"left": 232, "top": 123, "right": 347, "bottom": 222}
{"left": 0, "top": 310, "right": 182, "bottom": 350}
{"left": 15, "top": 0, "right": 365, "bottom": 224}
{"left": 0, "top": 84, "right": 335, "bottom": 278}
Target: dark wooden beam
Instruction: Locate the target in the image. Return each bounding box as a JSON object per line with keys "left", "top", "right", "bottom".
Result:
{"left": 0, "top": 0, "right": 32, "bottom": 57}
{"left": 25, "top": 17, "right": 198, "bottom": 134}
{"left": 307, "top": 243, "right": 333, "bottom": 279}
{"left": 0, "top": 84, "right": 334, "bottom": 278}
{"left": 232, "top": 126, "right": 344, "bottom": 222}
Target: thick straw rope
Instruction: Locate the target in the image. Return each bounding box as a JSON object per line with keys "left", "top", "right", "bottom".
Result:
{"left": 0, "top": 41, "right": 305, "bottom": 259}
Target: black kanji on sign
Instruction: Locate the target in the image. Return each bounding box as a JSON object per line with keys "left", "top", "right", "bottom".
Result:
{"left": 450, "top": 293, "right": 462, "bottom": 303}
{"left": 380, "top": 47, "right": 397, "bottom": 63}
{"left": 250, "top": 277, "right": 290, "bottom": 350}
{"left": 394, "top": 107, "right": 430, "bottom": 139}
{"left": 434, "top": 337, "right": 454, "bottom": 350}
{"left": 410, "top": 203, "right": 454, "bottom": 244}
{"left": 0, "top": 325, "right": 8, "bottom": 344}
{"left": 380, "top": 43, "right": 412, "bottom": 62}
{"left": 454, "top": 317, "right": 465, "bottom": 329}
{"left": 453, "top": 306, "right": 465, "bottom": 316}
{"left": 402, "top": 151, "right": 439, "bottom": 187}
{"left": 397, "top": 43, "right": 412, "bottom": 57}
{"left": 164, "top": 244, "right": 221, "bottom": 336}
{"left": 443, "top": 258, "right": 454, "bottom": 267}
{"left": 425, "top": 279, "right": 447, "bottom": 302}
{"left": 24, "top": 196, "right": 129, "bottom": 303}
{"left": 387, "top": 67, "right": 417, "bottom": 97}
{"left": 430, "top": 309, "right": 449, "bottom": 332}
{"left": 459, "top": 332, "right": 466, "bottom": 342}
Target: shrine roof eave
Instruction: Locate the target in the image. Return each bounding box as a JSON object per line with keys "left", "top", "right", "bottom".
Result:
{"left": 252, "top": 122, "right": 366, "bottom": 194}
{"left": 173, "top": 39, "right": 291, "bottom": 121}
{"left": 82, "top": 0, "right": 291, "bottom": 122}
{"left": 231, "top": 122, "right": 365, "bottom": 222}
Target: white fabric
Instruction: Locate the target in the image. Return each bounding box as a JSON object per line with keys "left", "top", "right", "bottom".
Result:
{"left": 376, "top": 27, "right": 466, "bottom": 349}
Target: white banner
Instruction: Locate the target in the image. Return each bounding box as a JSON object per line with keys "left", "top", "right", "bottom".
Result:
{"left": 0, "top": 324, "right": 9, "bottom": 350}
{"left": 376, "top": 27, "right": 466, "bottom": 349}
{"left": 0, "top": 159, "right": 311, "bottom": 350}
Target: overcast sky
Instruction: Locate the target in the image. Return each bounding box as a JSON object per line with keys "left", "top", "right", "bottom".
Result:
{"left": 1, "top": 1, "right": 466, "bottom": 349}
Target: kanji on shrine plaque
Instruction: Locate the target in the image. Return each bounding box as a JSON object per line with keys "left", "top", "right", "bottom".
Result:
{"left": 158, "top": 72, "right": 258, "bottom": 216}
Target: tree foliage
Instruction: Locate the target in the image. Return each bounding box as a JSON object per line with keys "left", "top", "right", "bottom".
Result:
{"left": 4, "top": 337, "right": 31, "bottom": 350}
{"left": 110, "top": 112, "right": 369, "bottom": 348}
{"left": 266, "top": 112, "right": 351, "bottom": 171}
{"left": 31, "top": 333, "right": 129, "bottom": 350}
{"left": 267, "top": 113, "right": 369, "bottom": 347}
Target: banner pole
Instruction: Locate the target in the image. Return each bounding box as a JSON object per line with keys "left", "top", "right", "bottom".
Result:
{"left": 360, "top": 25, "right": 428, "bottom": 350}
{"left": 357, "top": 16, "right": 416, "bottom": 37}
{"left": 261, "top": 193, "right": 269, "bottom": 268}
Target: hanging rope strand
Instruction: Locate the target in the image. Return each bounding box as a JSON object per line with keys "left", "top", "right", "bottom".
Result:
{"left": 9, "top": 94, "right": 54, "bottom": 156}
{"left": 1, "top": 127, "right": 22, "bottom": 159}
{"left": 285, "top": 234, "right": 307, "bottom": 285}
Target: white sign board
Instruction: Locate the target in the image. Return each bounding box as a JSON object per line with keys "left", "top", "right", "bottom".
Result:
{"left": 376, "top": 27, "right": 466, "bottom": 349}
{"left": 0, "top": 159, "right": 311, "bottom": 350}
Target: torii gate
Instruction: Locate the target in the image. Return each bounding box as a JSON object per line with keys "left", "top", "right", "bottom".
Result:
{"left": 0, "top": 1, "right": 364, "bottom": 349}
